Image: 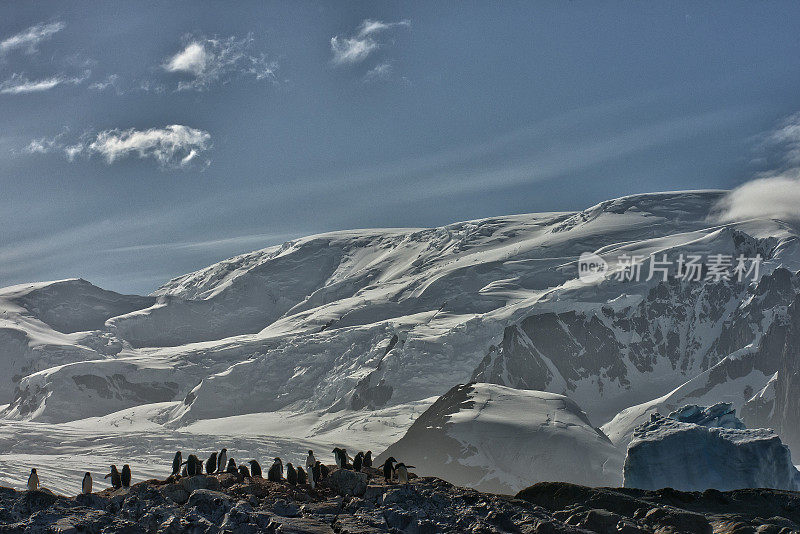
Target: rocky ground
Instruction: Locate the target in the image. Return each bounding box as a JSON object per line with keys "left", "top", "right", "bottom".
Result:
{"left": 1, "top": 466, "right": 799, "bottom": 533}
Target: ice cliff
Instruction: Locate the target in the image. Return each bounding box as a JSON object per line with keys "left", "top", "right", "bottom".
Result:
{"left": 623, "top": 405, "right": 800, "bottom": 491}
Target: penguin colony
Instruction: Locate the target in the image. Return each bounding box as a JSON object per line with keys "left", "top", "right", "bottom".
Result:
{"left": 21, "top": 446, "right": 413, "bottom": 495}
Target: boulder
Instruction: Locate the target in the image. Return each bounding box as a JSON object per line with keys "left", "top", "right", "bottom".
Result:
{"left": 179, "top": 474, "right": 221, "bottom": 493}
{"left": 322, "top": 469, "right": 368, "bottom": 497}
{"left": 159, "top": 483, "right": 189, "bottom": 505}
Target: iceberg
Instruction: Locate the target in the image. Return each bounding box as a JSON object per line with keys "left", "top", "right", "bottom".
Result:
{"left": 624, "top": 405, "right": 800, "bottom": 491}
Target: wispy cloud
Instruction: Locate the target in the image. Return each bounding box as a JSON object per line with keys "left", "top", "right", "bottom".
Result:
{"left": 162, "top": 34, "right": 277, "bottom": 91}
{"left": 0, "top": 71, "right": 88, "bottom": 94}
{"left": 364, "top": 63, "right": 396, "bottom": 83}
{"left": 24, "top": 125, "right": 212, "bottom": 168}
{"left": 88, "top": 74, "right": 120, "bottom": 93}
{"left": 713, "top": 113, "right": 800, "bottom": 223}
{"left": 0, "top": 21, "right": 64, "bottom": 55}
{"left": 330, "top": 19, "right": 410, "bottom": 66}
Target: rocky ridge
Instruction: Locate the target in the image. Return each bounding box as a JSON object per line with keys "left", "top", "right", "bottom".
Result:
{"left": 4, "top": 468, "right": 800, "bottom": 533}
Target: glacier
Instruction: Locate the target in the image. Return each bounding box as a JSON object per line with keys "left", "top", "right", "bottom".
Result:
{"left": 0, "top": 189, "right": 799, "bottom": 493}
{"left": 623, "top": 406, "right": 800, "bottom": 491}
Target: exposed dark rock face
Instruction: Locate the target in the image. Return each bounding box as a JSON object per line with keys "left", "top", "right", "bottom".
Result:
{"left": 743, "top": 292, "right": 800, "bottom": 454}
{"left": 475, "top": 262, "right": 800, "bottom": 427}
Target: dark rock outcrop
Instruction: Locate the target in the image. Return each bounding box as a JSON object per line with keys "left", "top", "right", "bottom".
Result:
{"left": 4, "top": 473, "right": 800, "bottom": 533}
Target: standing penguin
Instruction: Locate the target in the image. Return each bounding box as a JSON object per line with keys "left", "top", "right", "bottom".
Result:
{"left": 238, "top": 465, "right": 251, "bottom": 478}
{"left": 27, "top": 468, "right": 39, "bottom": 491}
{"left": 205, "top": 452, "right": 217, "bottom": 475}
{"left": 82, "top": 472, "right": 92, "bottom": 494}
{"left": 226, "top": 458, "right": 237, "bottom": 474}
{"left": 105, "top": 465, "right": 122, "bottom": 489}
{"left": 306, "top": 450, "right": 316, "bottom": 471}
{"left": 194, "top": 456, "right": 205, "bottom": 475}
{"left": 335, "top": 448, "right": 352, "bottom": 469}
{"left": 286, "top": 463, "right": 297, "bottom": 485}
{"left": 312, "top": 461, "right": 321, "bottom": 487}
{"left": 248, "top": 460, "right": 262, "bottom": 478}
{"left": 395, "top": 463, "right": 414, "bottom": 484}
{"left": 297, "top": 466, "right": 307, "bottom": 485}
{"left": 381, "top": 457, "right": 396, "bottom": 483}
{"left": 171, "top": 451, "right": 182, "bottom": 476}
{"left": 268, "top": 458, "right": 283, "bottom": 482}
{"left": 363, "top": 451, "right": 373, "bottom": 468}
{"left": 217, "top": 448, "right": 228, "bottom": 474}
{"left": 184, "top": 455, "right": 200, "bottom": 476}
{"left": 121, "top": 465, "right": 131, "bottom": 487}
{"left": 353, "top": 452, "right": 364, "bottom": 472}
{"left": 320, "top": 462, "right": 330, "bottom": 479}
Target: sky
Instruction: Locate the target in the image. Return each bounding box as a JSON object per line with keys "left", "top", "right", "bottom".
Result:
{"left": 2, "top": 1, "right": 800, "bottom": 294}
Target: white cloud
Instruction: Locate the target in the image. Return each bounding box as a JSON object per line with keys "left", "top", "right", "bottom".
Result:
{"left": 713, "top": 173, "right": 800, "bottom": 223}
{"left": 162, "top": 34, "right": 277, "bottom": 91}
{"left": 0, "top": 71, "right": 88, "bottom": 94}
{"left": 330, "top": 36, "right": 379, "bottom": 65}
{"left": 767, "top": 112, "right": 800, "bottom": 166}
{"left": 713, "top": 113, "right": 800, "bottom": 223}
{"left": 164, "top": 42, "right": 207, "bottom": 76}
{"left": 330, "top": 19, "right": 410, "bottom": 66}
{"left": 357, "top": 19, "right": 410, "bottom": 37}
{"left": 88, "top": 125, "right": 212, "bottom": 166}
{"left": 0, "top": 21, "right": 64, "bottom": 55}
{"left": 24, "top": 125, "right": 212, "bottom": 168}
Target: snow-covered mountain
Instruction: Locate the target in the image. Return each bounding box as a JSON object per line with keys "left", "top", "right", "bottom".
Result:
{"left": 378, "top": 382, "right": 623, "bottom": 494}
{"left": 1, "top": 189, "right": 799, "bottom": 492}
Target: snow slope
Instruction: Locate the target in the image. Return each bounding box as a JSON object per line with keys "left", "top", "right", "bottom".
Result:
{"left": 378, "top": 383, "right": 623, "bottom": 494}
{"left": 0, "top": 189, "right": 799, "bottom": 493}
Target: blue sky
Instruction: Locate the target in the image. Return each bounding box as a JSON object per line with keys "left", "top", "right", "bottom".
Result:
{"left": 1, "top": 1, "right": 800, "bottom": 294}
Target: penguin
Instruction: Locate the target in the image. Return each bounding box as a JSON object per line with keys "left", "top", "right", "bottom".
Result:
{"left": 105, "top": 465, "right": 122, "bottom": 489}
{"left": 333, "top": 447, "right": 352, "bottom": 469}
{"left": 306, "top": 450, "right": 316, "bottom": 470}
{"left": 217, "top": 448, "right": 228, "bottom": 474}
{"left": 226, "top": 458, "right": 237, "bottom": 474}
{"left": 353, "top": 452, "right": 364, "bottom": 472}
{"left": 395, "top": 463, "right": 415, "bottom": 484}
{"left": 312, "top": 461, "right": 321, "bottom": 487}
{"left": 172, "top": 451, "right": 182, "bottom": 475}
{"left": 205, "top": 452, "right": 217, "bottom": 475}
{"left": 121, "top": 465, "right": 131, "bottom": 487}
{"left": 297, "top": 466, "right": 307, "bottom": 485}
{"left": 363, "top": 451, "right": 373, "bottom": 468}
{"left": 27, "top": 468, "right": 39, "bottom": 491}
{"left": 320, "top": 462, "right": 329, "bottom": 479}
{"left": 238, "top": 465, "right": 250, "bottom": 478}
{"left": 248, "top": 460, "right": 262, "bottom": 478}
{"left": 184, "top": 454, "right": 200, "bottom": 477}
{"left": 381, "top": 457, "right": 396, "bottom": 483}
{"left": 268, "top": 458, "right": 283, "bottom": 482}
{"left": 286, "top": 463, "right": 297, "bottom": 485}
{"left": 194, "top": 455, "right": 205, "bottom": 475}
{"left": 82, "top": 472, "right": 92, "bottom": 494}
